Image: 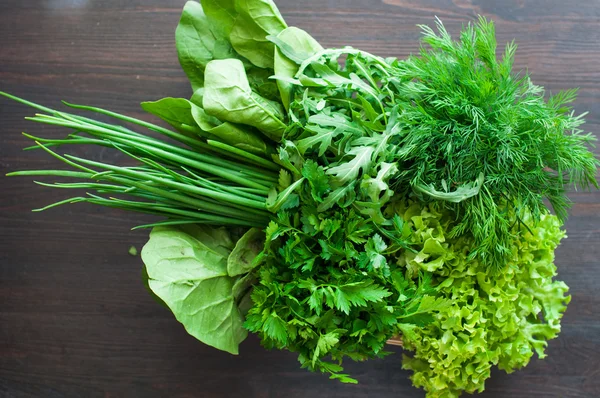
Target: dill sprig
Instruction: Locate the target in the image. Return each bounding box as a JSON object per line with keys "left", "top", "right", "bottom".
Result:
{"left": 390, "top": 17, "right": 599, "bottom": 267}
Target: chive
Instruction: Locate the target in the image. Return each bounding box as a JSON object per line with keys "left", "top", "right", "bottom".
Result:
{"left": 207, "top": 140, "right": 280, "bottom": 171}
{"left": 66, "top": 155, "right": 269, "bottom": 210}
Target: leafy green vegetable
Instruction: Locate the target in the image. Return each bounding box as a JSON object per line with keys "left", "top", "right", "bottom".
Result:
{"left": 272, "top": 27, "right": 323, "bottom": 109}
{"left": 279, "top": 17, "right": 598, "bottom": 269}
{"left": 141, "top": 224, "right": 248, "bottom": 354}
{"left": 145, "top": 95, "right": 271, "bottom": 156}
{"left": 203, "top": 59, "right": 287, "bottom": 141}
{"left": 245, "top": 151, "right": 450, "bottom": 381}
{"left": 193, "top": 107, "right": 272, "bottom": 156}
{"left": 390, "top": 18, "right": 598, "bottom": 268}
{"left": 413, "top": 172, "right": 485, "bottom": 204}
{"left": 176, "top": 1, "right": 240, "bottom": 91}
{"left": 227, "top": 227, "right": 265, "bottom": 276}
{"left": 246, "top": 66, "right": 282, "bottom": 102}
{"left": 141, "top": 97, "right": 204, "bottom": 135}
{"left": 200, "top": 0, "right": 236, "bottom": 36}
{"left": 199, "top": 0, "right": 287, "bottom": 69}
{"left": 392, "top": 200, "right": 570, "bottom": 397}
{"left": 229, "top": 0, "right": 288, "bottom": 68}
{"left": 3, "top": 5, "right": 596, "bottom": 397}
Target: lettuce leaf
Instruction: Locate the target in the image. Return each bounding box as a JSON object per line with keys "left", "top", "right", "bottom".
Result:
{"left": 392, "top": 201, "right": 570, "bottom": 397}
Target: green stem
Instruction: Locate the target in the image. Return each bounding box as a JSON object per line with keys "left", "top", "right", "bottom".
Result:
{"left": 207, "top": 140, "right": 280, "bottom": 171}
{"left": 26, "top": 117, "right": 274, "bottom": 191}
{"left": 68, "top": 155, "right": 268, "bottom": 210}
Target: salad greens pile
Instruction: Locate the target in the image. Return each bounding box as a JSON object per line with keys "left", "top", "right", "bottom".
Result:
{"left": 395, "top": 201, "right": 570, "bottom": 396}
{"left": 2, "top": 0, "right": 597, "bottom": 396}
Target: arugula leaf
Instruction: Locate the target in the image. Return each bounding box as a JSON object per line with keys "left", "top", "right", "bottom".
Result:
{"left": 296, "top": 125, "right": 345, "bottom": 157}
{"left": 413, "top": 172, "right": 485, "bottom": 203}
{"left": 326, "top": 146, "right": 374, "bottom": 183}
{"left": 317, "top": 183, "right": 355, "bottom": 212}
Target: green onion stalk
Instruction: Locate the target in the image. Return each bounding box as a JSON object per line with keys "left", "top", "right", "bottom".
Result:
{"left": 1, "top": 91, "right": 279, "bottom": 230}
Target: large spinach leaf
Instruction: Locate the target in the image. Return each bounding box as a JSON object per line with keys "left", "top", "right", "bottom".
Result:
{"left": 203, "top": 59, "right": 287, "bottom": 141}
{"left": 246, "top": 66, "right": 281, "bottom": 102}
{"left": 189, "top": 99, "right": 271, "bottom": 156}
{"left": 230, "top": 0, "right": 287, "bottom": 68}
{"left": 200, "top": 0, "right": 236, "bottom": 36}
{"left": 272, "top": 27, "right": 323, "bottom": 110}
{"left": 176, "top": 1, "right": 239, "bottom": 91}
{"left": 143, "top": 96, "right": 270, "bottom": 156}
{"left": 141, "top": 97, "right": 204, "bottom": 135}
{"left": 141, "top": 224, "right": 247, "bottom": 355}
{"left": 201, "top": 0, "right": 287, "bottom": 69}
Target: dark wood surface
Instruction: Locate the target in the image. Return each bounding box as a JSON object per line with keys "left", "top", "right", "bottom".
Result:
{"left": 1, "top": 1, "right": 599, "bottom": 397}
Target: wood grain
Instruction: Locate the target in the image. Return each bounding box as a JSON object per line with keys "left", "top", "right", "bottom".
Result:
{"left": 1, "top": 0, "right": 599, "bottom": 397}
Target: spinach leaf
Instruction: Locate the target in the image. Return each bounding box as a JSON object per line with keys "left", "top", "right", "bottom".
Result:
{"left": 200, "top": 0, "right": 236, "bottom": 36}
{"left": 228, "top": 227, "right": 265, "bottom": 276}
{"left": 143, "top": 96, "right": 271, "bottom": 156}
{"left": 192, "top": 105, "right": 271, "bottom": 156}
{"left": 141, "top": 97, "right": 203, "bottom": 135}
{"left": 230, "top": 0, "right": 288, "bottom": 69}
{"left": 247, "top": 66, "right": 281, "bottom": 102}
{"left": 201, "top": 0, "right": 287, "bottom": 69}
{"left": 176, "top": 1, "right": 239, "bottom": 91}
{"left": 141, "top": 265, "right": 169, "bottom": 310}
{"left": 203, "top": 59, "right": 287, "bottom": 141}
{"left": 190, "top": 88, "right": 206, "bottom": 113}
{"left": 272, "top": 27, "right": 323, "bottom": 110}
{"left": 141, "top": 224, "right": 247, "bottom": 355}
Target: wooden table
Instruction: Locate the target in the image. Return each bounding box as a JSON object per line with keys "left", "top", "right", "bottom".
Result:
{"left": 1, "top": 1, "right": 599, "bottom": 397}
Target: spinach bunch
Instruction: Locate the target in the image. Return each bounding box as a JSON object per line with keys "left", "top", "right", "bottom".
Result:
{"left": 144, "top": 0, "right": 291, "bottom": 151}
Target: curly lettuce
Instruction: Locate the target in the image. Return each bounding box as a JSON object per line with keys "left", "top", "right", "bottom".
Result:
{"left": 389, "top": 200, "right": 570, "bottom": 398}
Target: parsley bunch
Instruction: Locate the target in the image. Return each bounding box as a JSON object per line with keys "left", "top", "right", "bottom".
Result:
{"left": 246, "top": 159, "right": 449, "bottom": 382}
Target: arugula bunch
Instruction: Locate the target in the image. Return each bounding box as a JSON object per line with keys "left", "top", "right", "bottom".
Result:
{"left": 2, "top": 0, "right": 597, "bottom": 397}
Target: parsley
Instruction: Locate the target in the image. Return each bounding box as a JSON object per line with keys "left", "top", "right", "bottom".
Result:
{"left": 245, "top": 157, "right": 448, "bottom": 382}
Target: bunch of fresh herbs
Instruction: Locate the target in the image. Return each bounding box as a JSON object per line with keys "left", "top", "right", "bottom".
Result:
{"left": 2, "top": 1, "right": 597, "bottom": 396}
